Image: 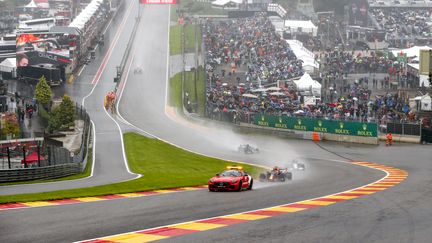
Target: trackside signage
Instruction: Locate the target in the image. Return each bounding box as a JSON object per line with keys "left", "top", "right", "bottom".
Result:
{"left": 139, "top": 0, "right": 177, "bottom": 4}
{"left": 254, "top": 115, "right": 378, "bottom": 137}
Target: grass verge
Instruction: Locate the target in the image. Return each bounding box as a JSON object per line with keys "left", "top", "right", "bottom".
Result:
{"left": 0, "top": 133, "right": 263, "bottom": 204}
{"left": 0, "top": 149, "right": 93, "bottom": 186}
{"left": 169, "top": 67, "right": 205, "bottom": 115}
{"left": 170, "top": 25, "right": 182, "bottom": 55}
{"left": 170, "top": 24, "right": 200, "bottom": 56}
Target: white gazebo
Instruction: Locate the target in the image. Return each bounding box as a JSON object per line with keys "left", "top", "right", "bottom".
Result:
{"left": 294, "top": 73, "right": 322, "bottom": 97}
{"left": 0, "top": 58, "right": 17, "bottom": 78}
{"left": 211, "top": 0, "right": 243, "bottom": 9}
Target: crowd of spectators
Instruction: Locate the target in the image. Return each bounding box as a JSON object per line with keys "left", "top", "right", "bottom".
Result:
{"left": 206, "top": 79, "right": 414, "bottom": 124}
{"left": 319, "top": 50, "right": 396, "bottom": 75}
{"left": 203, "top": 13, "right": 304, "bottom": 88}
{"left": 370, "top": 8, "right": 432, "bottom": 39}
{"left": 204, "top": 14, "right": 423, "bottom": 126}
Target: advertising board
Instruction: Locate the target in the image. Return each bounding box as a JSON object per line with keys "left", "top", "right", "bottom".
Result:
{"left": 253, "top": 115, "right": 378, "bottom": 137}
{"left": 16, "top": 33, "right": 77, "bottom": 67}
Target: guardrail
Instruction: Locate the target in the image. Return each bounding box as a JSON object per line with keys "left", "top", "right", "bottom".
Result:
{"left": 0, "top": 163, "right": 82, "bottom": 182}
{"left": 0, "top": 104, "right": 92, "bottom": 182}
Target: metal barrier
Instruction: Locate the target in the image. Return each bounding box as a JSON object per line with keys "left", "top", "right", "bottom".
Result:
{"left": 0, "top": 163, "right": 82, "bottom": 182}
{"left": 386, "top": 122, "right": 421, "bottom": 136}
{"left": 0, "top": 104, "right": 92, "bottom": 181}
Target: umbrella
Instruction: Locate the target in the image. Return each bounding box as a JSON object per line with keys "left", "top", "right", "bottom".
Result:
{"left": 352, "top": 97, "right": 358, "bottom": 101}
{"left": 222, "top": 83, "right": 228, "bottom": 86}
{"left": 242, "top": 93, "right": 258, "bottom": 99}
{"left": 267, "top": 87, "right": 281, "bottom": 91}
{"left": 294, "top": 110, "right": 304, "bottom": 114}
{"left": 251, "top": 88, "right": 267, "bottom": 93}
{"left": 239, "top": 83, "right": 245, "bottom": 86}
{"left": 270, "top": 92, "right": 285, "bottom": 96}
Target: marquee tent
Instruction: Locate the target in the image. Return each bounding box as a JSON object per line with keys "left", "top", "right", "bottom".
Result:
{"left": 211, "top": 0, "right": 242, "bottom": 8}
{"left": 391, "top": 46, "right": 432, "bottom": 61}
{"left": 285, "top": 39, "right": 319, "bottom": 73}
{"left": 284, "top": 20, "right": 318, "bottom": 37}
{"left": 294, "top": 73, "right": 321, "bottom": 97}
{"left": 0, "top": 58, "right": 16, "bottom": 78}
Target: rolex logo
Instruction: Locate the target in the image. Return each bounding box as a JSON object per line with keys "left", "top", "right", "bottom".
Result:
{"left": 298, "top": 119, "right": 302, "bottom": 125}
{"left": 339, "top": 122, "right": 344, "bottom": 129}
{"left": 261, "top": 116, "right": 265, "bottom": 121}
{"left": 279, "top": 117, "right": 282, "bottom": 123}
{"left": 318, "top": 120, "right": 322, "bottom": 127}
{"left": 362, "top": 124, "right": 367, "bottom": 130}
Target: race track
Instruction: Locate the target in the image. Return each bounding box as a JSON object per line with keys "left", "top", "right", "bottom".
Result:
{"left": 0, "top": 3, "right": 431, "bottom": 243}
{"left": 0, "top": 0, "right": 139, "bottom": 196}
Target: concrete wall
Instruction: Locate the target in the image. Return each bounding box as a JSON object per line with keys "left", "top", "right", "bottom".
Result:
{"left": 378, "top": 134, "right": 421, "bottom": 144}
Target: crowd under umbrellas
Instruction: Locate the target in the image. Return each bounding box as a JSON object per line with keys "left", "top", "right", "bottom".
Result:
{"left": 203, "top": 13, "right": 304, "bottom": 89}
{"left": 370, "top": 8, "right": 432, "bottom": 44}
{"left": 206, "top": 79, "right": 415, "bottom": 125}
{"left": 204, "top": 13, "right": 420, "bottom": 125}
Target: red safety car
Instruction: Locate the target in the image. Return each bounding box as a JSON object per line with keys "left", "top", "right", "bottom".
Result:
{"left": 208, "top": 166, "right": 253, "bottom": 192}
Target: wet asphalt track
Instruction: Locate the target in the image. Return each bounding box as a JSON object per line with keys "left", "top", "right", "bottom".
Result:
{"left": 1, "top": 4, "right": 431, "bottom": 243}
{"left": 0, "top": 0, "right": 139, "bottom": 196}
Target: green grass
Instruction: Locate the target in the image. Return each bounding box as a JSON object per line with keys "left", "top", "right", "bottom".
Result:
{"left": 169, "top": 71, "right": 182, "bottom": 108}
{"left": 0, "top": 133, "right": 263, "bottom": 204}
{"left": 0, "top": 148, "right": 93, "bottom": 186}
{"left": 169, "top": 67, "right": 206, "bottom": 115}
{"left": 183, "top": 67, "right": 206, "bottom": 115}
{"left": 170, "top": 25, "right": 182, "bottom": 55}
{"left": 170, "top": 24, "right": 200, "bottom": 55}
{"left": 176, "top": 0, "right": 229, "bottom": 16}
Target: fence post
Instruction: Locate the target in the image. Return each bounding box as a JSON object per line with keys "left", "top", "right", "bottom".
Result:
{"left": 23, "top": 146, "right": 27, "bottom": 168}
{"left": 7, "top": 147, "right": 11, "bottom": 169}
{"left": 37, "top": 144, "right": 41, "bottom": 167}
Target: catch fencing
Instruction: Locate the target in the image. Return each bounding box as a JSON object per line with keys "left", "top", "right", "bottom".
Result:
{"left": 385, "top": 121, "right": 421, "bottom": 136}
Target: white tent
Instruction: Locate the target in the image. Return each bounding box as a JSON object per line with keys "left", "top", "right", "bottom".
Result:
{"left": 294, "top": 73, "right": 321, "bottom": 97}
{"left": 212, "top": 0, "right": 242, "bottom": 8}
{"left": 25, "top": 0, "right": 38, "bottom": 8}
{"left": 421, "top": 94, "right": 431, "bottom": 111}
{"left": 0, "top": 58, "right": 16, "bottom": 72}
{"left": 0, "top": 58, "right": 17, "bottom": 78}
{"left": 391, "top": 46, "right": 432, "bottom": 60}
{"left": 284, "top": 20, "right": 317, "bottom": 37}
{"left": 285, "top": 39, "right": 319, "bottom": 73}
{"left": 407, "top": 63, "right": 430, "bottom": 88}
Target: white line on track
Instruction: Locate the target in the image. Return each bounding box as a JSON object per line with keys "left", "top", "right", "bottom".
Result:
{"left": 114, "top": 5, "right": 270, "bottom": 170}
{"left": 77, "top": 162, "right": 391, "bottom": 243}
{"left": 90, "top": 0, "right": 134, "bottom": 85}
{"left": 3, "top": 1, "right": 137, "bottom": 189}
{"left": 104, "top": 53, "right": 141, "bottom": 179}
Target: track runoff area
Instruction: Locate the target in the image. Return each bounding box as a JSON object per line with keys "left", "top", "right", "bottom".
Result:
{"left": 80, "top": 161, "right": 407, "bottom": 242}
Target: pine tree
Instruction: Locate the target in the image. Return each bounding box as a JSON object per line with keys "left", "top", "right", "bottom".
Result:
{"left": 34, "top": 75, "right": 53, "bottom": 106}
{"left": 48, "top": 95, "right": 76, "bottom": 132}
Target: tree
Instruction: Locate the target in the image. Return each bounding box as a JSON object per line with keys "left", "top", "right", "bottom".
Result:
{"left": 34, "top": 75, "right": 52, "bottom": 107}
{"left": 1, "top": 112, "right": 20, "bottom": 139}
{"left": 48, "top": 95, "right": 76, "bottom": 132}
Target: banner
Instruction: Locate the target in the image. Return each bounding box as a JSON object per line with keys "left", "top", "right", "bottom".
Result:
{"left": 349, "top": 0, "right": 369, "bottom": 27}
{"left": 16, "top": 33, "right": 77, "bottom": 67}
{"left": 254, "top": 115, "right": 378, "bottom": 137}
{"left": 140, "top": 0, "right": 177, "bottom": 4}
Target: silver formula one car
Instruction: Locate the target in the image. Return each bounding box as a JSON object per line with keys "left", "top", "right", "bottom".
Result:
{"left": 238, "top": 144, "right": 259, "bottom": 154}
